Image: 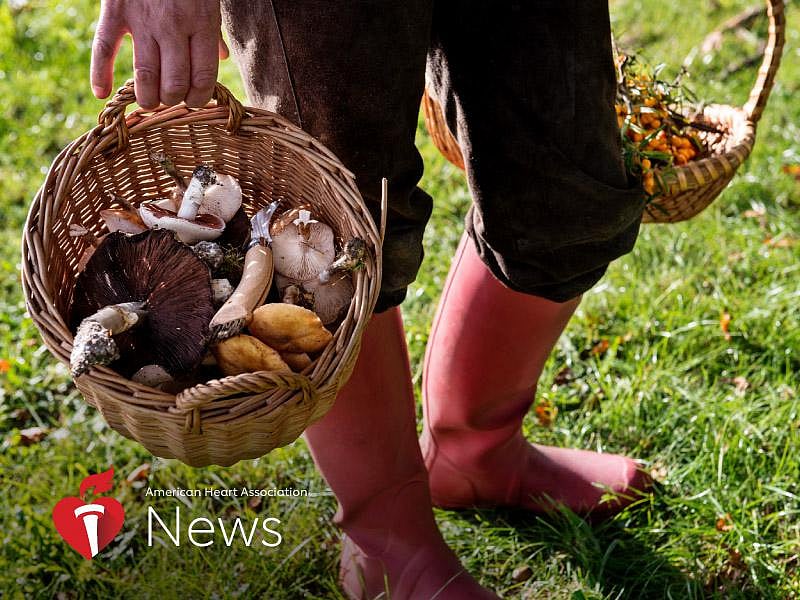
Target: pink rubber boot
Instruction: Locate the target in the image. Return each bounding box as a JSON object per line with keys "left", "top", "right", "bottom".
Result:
{"left": 421, "top": 235, "right": 650, "bottom": 517}
{"left": 304, "top": 308, "right": 497, "bottom": 600}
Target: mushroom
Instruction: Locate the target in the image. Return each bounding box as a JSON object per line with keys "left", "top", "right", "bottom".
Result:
{"left": 318, "top": 238, "right": 367, "bottom": 283}
{"left": 139, "top": 202, "right": 225, "bottom": 245}
{"left": 280, "top": 351, "right": 312, "bottom": 372}
{"left": 131, "top": 364, "right": 174, "bottom": 389}
{"left": 151, "top": 154, "right": 244, "bottom": 226}
{"left": 199, "top": 174, "right": 242, "bottom": 222}
{"left": 150, "top": 151, "right": 187, "bottom": 205}
{"left": 70, "top": 302, "right": 146, "bottom": 377}
{"left": 69, "top": 229, "right": 215, "bottom": 378}
{"left": 177, "top": 165, "right": 217, "bottom": 220}
{"left": 276, "top": 273, "right": 354, "bottom": 325}
{"left": 270, "top": 207, "right": 336, "bottom": 280}
{"left": 209, "top": 203, "right": 279, "bottom": 341}
{"left": 249, "top": 303, "right": 332, "bottom": 354}
{"left": 212, "top": 334, "right": 290, "bottom": 376}
{"left": 139, "top": 165, "right": 229, "bottom": 245}
{"left": 100, "top": 195, "right": 146, "bottom": 234}
{"left": 192, "top": 241, "right": 225, "bottom": 271}
{"left": 100, "top": 208, "right": 147, "bottom": 234}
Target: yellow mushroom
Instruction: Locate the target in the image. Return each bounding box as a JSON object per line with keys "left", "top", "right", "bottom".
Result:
{"left": 249, "top": 303, "right": 333, "bottom": 354}
{"left": 212, "top": 334, "right": 290, "bottom": 376}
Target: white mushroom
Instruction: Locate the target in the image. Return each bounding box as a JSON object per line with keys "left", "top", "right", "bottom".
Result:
{"left": 178, "top": 165, "right": 218, "bottom": 220}
{"left": 139, "top": 202, "right": 225, "bottom": 245}
{"left": 199, "top": 174, "right": 243, "bottom": 223}
{"left": 270, "top": 208, "right": 336, "bottom": 280}
{"left": 276, "top": 273, "right": 354, "bottom": 325}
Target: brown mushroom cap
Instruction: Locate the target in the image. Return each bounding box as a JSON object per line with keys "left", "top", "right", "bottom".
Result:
{"left": 70, "top": 229, "right": 215, "bottom": 377}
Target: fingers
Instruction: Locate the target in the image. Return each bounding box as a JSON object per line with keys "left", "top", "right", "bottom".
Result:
{"left": 133, "top": 35, "right": 160, "bottom": 109}
{"left": 90, "top": 2, "right": 125, "bottom": 98}
{"left": 185, "top": 33, "right": 219, "bottom": 107}
{"left": 159, "top": 36, "right": 192, "bottom": 106}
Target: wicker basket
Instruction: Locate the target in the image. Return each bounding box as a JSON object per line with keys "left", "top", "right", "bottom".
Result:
{"left": 22, "top": 81, "right": 385, "bottom": 467}
{"left": 421, "top": 0, "right": 785, "bottom": 223}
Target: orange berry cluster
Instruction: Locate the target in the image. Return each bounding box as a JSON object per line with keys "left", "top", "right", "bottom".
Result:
{"left": 616, "top": 74, "right": 703, "bottom": 196}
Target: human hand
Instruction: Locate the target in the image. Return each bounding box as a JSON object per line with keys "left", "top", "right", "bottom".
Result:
{"left": 91, "top": 0, "right": 229, "bottom": 109}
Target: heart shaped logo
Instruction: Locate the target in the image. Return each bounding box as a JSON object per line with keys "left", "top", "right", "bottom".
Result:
{"left": 52, "top": 467, "right": 125, "bottom": 560}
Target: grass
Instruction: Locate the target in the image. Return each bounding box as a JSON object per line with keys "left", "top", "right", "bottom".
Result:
{"left": 1, "top": 0, "right": 799, "bottom": 598}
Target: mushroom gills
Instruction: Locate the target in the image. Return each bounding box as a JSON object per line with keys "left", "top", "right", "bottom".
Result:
{"left": 270, "top": 207, "right": 336, "bottom": 280}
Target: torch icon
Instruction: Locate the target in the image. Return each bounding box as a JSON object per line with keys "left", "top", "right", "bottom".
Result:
{"left": 73, "top": 504, "right": 106, "bottom": 558}
{"left": 53, "top": 466, "right": 125, "bottom": 560}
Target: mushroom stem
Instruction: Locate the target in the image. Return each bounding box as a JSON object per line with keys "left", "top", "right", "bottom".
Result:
{"left": 150, "top": 152, "right": 187, "bottom": 191}
{"left": 70, "top": 301, "right": 147, "bottom": 377}
{"left": 109, "top": 193, "right": 138, "bottom": 213}
{"left": 208, "top": 244, "right": 273, "bottom": 341}
{"left": 319, "top": 238, "right": 367, "bottom": 283}
{"left": 177, "top": 165, "right": 217, "bottom": 221}
{"left": 292, "top": 209, "right": 317, "bottom": 240}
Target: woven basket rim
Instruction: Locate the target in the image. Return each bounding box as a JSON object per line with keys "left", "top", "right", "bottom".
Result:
{"left": 653, "top": 104, "right": 755, "bottom": 195}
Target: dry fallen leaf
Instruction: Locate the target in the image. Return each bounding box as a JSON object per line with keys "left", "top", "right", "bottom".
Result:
{"left": 248, "top": 496, "right": 263, "bottom": 510}
{"left": 535, "top": 400, "right": 557, "bottom": 428}
{"left": 591, "top": 339, "right": 610, "bottom": 356}
{"left": 782, "top": 164, "right": 800, "bottom": 181}
{"left": 649, "top": 461, "right": 669, "bottom": 482}
{"left": 733, "top": 376, "right": 749, "bottom": 395}
{"left": 511, "top": 564, "right": 533, "bottom": 583}
{"left": 716, "top": 514, "right": 734, "bottom": 532}
{"left": 720, "top": 312, "right": 732, "bottom": 341}
{"left": 727, "top": 251, "right": 746, "bottom": 263}
{"left": 764, "top": 236, "right": 797, "bottom": 248}
{"left": 19, "top": 427, "right": 47, "bottom": 446}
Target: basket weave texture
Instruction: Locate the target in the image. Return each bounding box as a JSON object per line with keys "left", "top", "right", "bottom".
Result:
{"left": 22, "top": 81, "right": 384, "bottom": 467}
{"left": 421, "top": 0, "right": 785, "bottom": 223}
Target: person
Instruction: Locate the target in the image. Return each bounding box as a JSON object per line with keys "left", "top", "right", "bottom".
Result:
{"left": 91, "top": 1, "right": 651, "bottom": 597}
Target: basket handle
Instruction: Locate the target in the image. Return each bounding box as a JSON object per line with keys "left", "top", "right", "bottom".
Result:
{"left": 175, "top": 369, "right": 318, "bottom": 412}
{"left": 97, "top": 80, "right": 246, "bottom": 150}
{"left": 742, "top": 0, "right": 785, "bottom": 123}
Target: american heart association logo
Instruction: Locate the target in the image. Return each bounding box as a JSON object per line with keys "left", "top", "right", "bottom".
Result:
{"left": 52, "top": 466, "right": 125, "bottom": 560}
